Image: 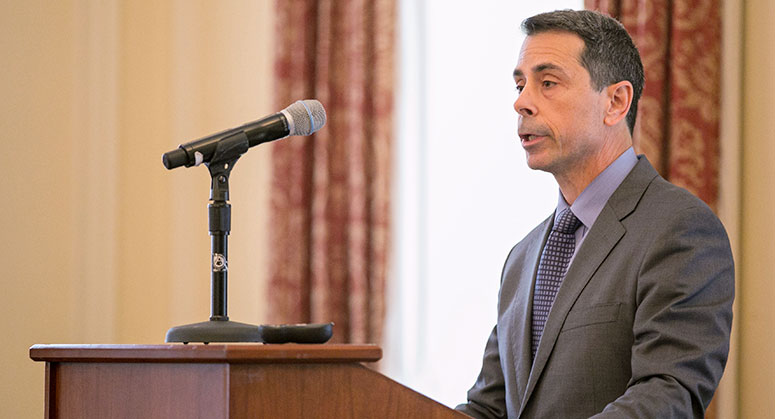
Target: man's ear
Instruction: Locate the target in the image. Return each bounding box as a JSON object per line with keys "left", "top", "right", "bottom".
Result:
{"left": 603, "top": 81, "right": 633, "bottom": 127}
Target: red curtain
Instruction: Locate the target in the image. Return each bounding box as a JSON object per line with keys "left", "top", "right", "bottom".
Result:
{"left": 587, "top": 2, "right": 723, "bottom": 416}
{"left": 586, "top": 0, "right": 721, "bottom": 210}
{"left": 268, "top": 0, "right": 395, "bottom": 344}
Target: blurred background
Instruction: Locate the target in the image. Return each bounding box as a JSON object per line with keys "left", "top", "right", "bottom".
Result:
{"left": 1, "top": 1, "right": 772, "bottom": 418}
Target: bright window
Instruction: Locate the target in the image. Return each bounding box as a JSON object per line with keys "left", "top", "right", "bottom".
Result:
{"left": 384, "top": 0, "right": 584, "bottom": 407}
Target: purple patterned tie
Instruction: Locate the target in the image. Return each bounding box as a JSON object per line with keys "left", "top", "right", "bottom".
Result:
{"left": 531, "top": 208, "right": 582, "bottom": 359}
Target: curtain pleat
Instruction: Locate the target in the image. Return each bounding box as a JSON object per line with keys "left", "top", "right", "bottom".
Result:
{"left": 269, "top": 0, "right": 395, "bottom": 344}
{"left": 586, "top": 2, "right": 722, "bottom": 415}
{"left": 586, "top": 0, "right": 721, "bottom": 210}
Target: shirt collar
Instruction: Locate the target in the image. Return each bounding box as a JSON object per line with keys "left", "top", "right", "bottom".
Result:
{"left": 556, "top": 147, "right": 637, "bottom": 230}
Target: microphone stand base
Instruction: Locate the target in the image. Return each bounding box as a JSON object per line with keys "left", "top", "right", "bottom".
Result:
{"left": 165, "top": 319, "right": 262, "bottom": 344}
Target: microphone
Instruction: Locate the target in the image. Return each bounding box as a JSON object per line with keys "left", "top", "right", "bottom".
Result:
{"left": 162, "top": 99, "right": 326, "bottom": 170}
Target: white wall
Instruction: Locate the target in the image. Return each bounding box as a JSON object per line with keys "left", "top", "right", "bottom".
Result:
{"left": 0, "top": 1, "right": 274, "bottom": 417}
{"left": 739, "top": 0, "right": 775, "bottom": 416}
{"left": 385, "top": 0, "right": 582, "bottom": 407}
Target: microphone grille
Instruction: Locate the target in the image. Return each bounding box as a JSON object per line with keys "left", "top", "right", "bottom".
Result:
{"left": 283, "top": 99, "right": 327, "bottom": 136}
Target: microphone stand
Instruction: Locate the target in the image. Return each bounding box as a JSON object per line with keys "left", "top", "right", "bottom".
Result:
{"left": 165, "top": 131, "right": 262, "bottom": 343}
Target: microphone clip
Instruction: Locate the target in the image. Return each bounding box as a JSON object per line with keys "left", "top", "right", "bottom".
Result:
{"left": 206, "top": 131, "right": 248, "bottom": 202}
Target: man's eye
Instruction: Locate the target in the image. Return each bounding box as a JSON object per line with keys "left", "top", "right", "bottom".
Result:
{"left": 542, "top": 80, "right": 556, "bottom": 88}
{"left": 515, "top": 85, "right": 524, "bottom": 93}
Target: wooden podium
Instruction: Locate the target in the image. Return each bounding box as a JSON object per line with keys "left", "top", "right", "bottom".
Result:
{"left": 30, "top": 344, "right": 467, "bottom": 419}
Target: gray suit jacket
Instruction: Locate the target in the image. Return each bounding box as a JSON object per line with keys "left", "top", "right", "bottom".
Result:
{"left": 456, "top": 157, "right": 734, "bottom": 418}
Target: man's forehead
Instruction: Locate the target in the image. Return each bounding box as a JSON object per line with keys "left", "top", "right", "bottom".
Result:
{"left": 514, "top": 32, "right": 584, "bottom": 76}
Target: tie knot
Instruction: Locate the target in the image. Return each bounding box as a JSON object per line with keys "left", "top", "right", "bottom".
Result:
{"left": 553, "top": 209, "right": 582, "bottom": 234}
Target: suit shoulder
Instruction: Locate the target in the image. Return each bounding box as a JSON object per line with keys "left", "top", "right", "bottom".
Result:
{"left": 639, "top": 176, "right": 719, "bottom": 221}
{"left": 509, "top": 215, "right": 552, "bottom": 252}
{"left": 626, "top": 176, "right": 730, "bottom": 248}
{"left": 500, "top": 215, "right": 552, "bottom": 279}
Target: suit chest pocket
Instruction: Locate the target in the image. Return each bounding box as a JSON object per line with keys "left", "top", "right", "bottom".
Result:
{"left": 561, "top": 302, "right": 621, "bottom": 331}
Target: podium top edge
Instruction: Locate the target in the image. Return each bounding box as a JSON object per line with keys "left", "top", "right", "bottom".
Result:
{"left": 29, "top": 343, "right": 382, "bottom": 364}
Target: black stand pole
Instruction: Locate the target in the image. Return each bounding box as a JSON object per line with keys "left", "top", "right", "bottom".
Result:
{"left": 166, "top": 132, "right": 261, "bottom": 343}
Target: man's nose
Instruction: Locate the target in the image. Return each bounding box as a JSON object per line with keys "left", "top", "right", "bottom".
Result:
{"left": 513, "top": 87, "right": 536, "bottom": 117}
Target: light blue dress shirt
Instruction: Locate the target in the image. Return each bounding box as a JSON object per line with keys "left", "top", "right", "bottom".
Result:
{"left": 555, "top": 147, "right": 638, "bottom": 262}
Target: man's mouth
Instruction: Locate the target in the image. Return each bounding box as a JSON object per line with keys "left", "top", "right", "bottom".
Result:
{"left": 519, "top": 133, "right": 548, "bottom": 144}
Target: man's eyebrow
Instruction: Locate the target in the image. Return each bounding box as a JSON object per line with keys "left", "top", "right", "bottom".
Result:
{"left": 513, "top": 63, "right": 567, "bottom": 78}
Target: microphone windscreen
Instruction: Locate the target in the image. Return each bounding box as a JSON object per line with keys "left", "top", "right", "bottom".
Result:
{"left": 282, "top": 100, "right": 327, "bottom": 136}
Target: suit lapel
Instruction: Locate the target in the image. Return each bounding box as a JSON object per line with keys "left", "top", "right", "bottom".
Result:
{"left": 517, "top": 157, "right": 658, "bottom": 416}
{"left": 513, "top": 217, "right": 552, "bottom": 408}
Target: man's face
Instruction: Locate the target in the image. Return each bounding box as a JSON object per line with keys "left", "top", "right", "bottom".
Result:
{"left": 513, "top": 31, "right": 608, "bottom": 178}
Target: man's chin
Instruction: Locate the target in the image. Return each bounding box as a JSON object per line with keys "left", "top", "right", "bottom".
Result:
{"left": 525, "top": 154, "right": 552, "bottom": 172}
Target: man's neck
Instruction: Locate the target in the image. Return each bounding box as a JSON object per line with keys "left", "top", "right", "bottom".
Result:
{"left": 555, "top": 141, "right": 632, "bottom": 204}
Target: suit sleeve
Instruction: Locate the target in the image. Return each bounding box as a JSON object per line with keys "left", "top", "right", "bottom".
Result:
{"left": 591, "top": 205, "right": 735, "bottom": 418}
{"left": 455, "top": 325, "right": 508, "bottom": 419}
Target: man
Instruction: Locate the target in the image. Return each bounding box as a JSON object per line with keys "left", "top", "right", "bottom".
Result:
{"left": 456, "top": 10, "right": 734, "bottom": 419}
